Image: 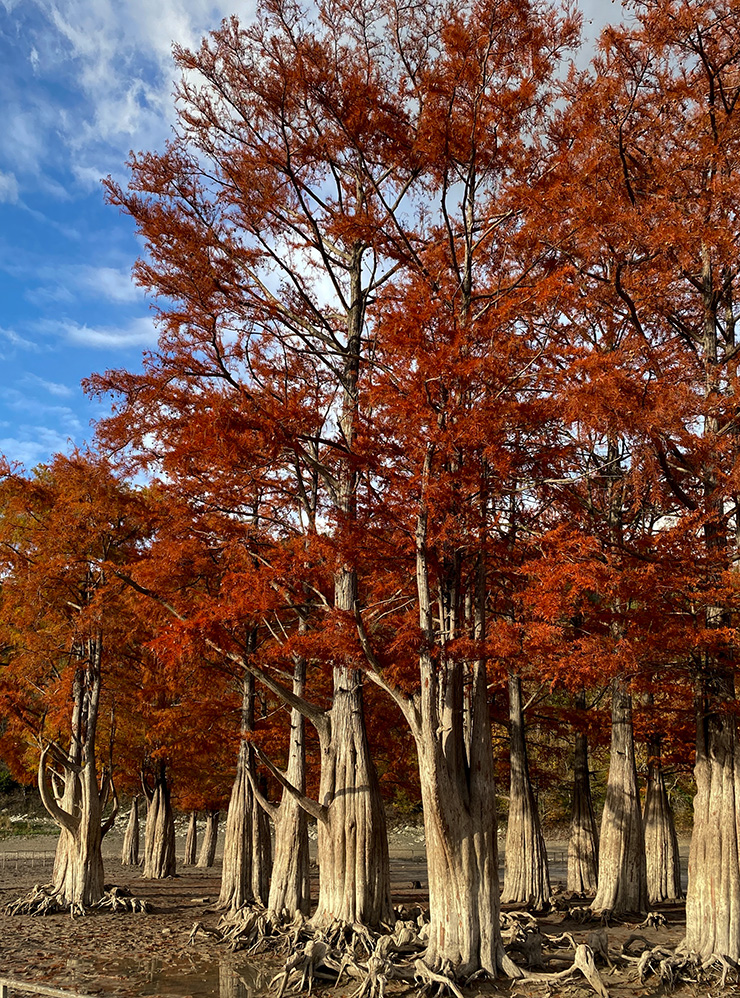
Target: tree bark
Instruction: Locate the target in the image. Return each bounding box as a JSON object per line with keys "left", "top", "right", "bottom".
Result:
{"left": 644, "top": 735, "right": 681, "bottom": 903}
{"left": 252, "top": 790, "right": 272, "bottom": 903}
{"left": 502, "top": 674, "right": 551, "bottom": 908}
{"left": 218, "top": 673, "right": 272, "bottom": 909}
{"left": 685, "top": 675, "right": 740, "bottom": 961}
{"left": 142, "top": 763, "right": 176, "bottom": 879}
{"left": 415, "top": 655, "right": 511, "bottom": 976}
{"left": 183, "top": 810, "right": 197, "bottom": 866}
{"left": 218, "top": 742, "right": 253, "bottom": 909}
{"left": 40, "top": 638, "right": 110, "bottom": 908}
{"left": 197, "top": 809, "right": 219, "bottom": 868}
{"left": 567, "top": 693, "right": 599, "bottom": 893}
{"left": 591, "top": 678, "right": 647, "bottom": 915}
{"left": 265, "top": 666, "right": 310, "bottom": 916}
{"left": 122, "top": 796, "right": 141, "bottom": 866}
{"left": 357, "top": 535, "right": 517, "bottom": 977}
{"left": 311, "top": 662, "right": 392, "bottom": 927}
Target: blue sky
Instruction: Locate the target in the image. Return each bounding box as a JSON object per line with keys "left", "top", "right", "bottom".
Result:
{"left": 0, "top": 0, "right": 618, "bottom": 470}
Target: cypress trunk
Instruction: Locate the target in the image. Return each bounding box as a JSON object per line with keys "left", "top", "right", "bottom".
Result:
{"left": 591, "top": 678, "right": 647, "bottom": 915}
{"left": 122, "top": 797, "right": 141, "bottom": 866}
{"left": 183, "top": 810, "right": 198, "bottom": 866}
{"left": 142, "top": 764, "right": 176, "bottom": 879}
{"left": 502, "top": 674, "right": 551, "bottom": 908}
{"left": 685, "top": 675, "right": 740, "bottom": 960}
{"left": 567, "top": 693, "right": 599, "bottom": 893}
{"left": 644, "top": 735, "right": 682, "bottom": 903}
{"left": 39, "top": 639, "right": 111, "bottom": 909}
{"left": 311, "top": 663, "right": 391, "bottom": 927}
{"left": 266, "top": 657, "right": 310, "bottom": 915}
{"left": 197, "top": 810, "right": 219, "bottom": 868}
{"left": 218, "top": 674, "right": 272, "bottom": 909}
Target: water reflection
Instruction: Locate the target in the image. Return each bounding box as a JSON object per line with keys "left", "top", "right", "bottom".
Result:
{"left": 88, "top": 951, "right": 272, "bottom": 996}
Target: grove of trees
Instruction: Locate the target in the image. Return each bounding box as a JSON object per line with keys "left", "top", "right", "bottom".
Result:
{"left": 2, "top": 0, "right": 740, "bottom": 988}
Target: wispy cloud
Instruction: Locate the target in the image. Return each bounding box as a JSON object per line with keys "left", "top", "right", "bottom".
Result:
{"left": 0, "top": 425, "right": 78, "bottom": 468}
{"left": 26, "top": 263, "right": 144, "bottom": 306}
{"left": 5, "top": 0, "right": 245, "bottom": 190}
{"left": 0, "top": 171, "right": 19, "bottom": 203}
{"left": 44, "top": 315, "right": 157, "bottom": 349}
{"left": 23, "top": 373, "right": 75, "bottom": 397}
{"left": 0, "top": 325, "right": 42, "bottom": 354}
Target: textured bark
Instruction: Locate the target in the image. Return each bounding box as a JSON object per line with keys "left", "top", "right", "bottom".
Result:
{"left": 358, "top": 536, "right": 514, "bottom": 976}
{"left": 121, "top": 797, "right": 141, "bottom": 866}
{"left": 312, "top": 663, "right": 392, "bottom": 927}
{"left": 502, "top": 674, "right": 551, "bottom": 908}
{"left": 183, "top": 811, "right": 198, "bottom": 866}
{"left": 218, "top": 674, "right": 272, "bottom": 910}
{"left": 218, "top": 744, "right": 253, "bottom": 909}
{"left": 644, "top": 736, "right": 681, "bottom": 903}
{"left": 252, "top": 791, "right": 272, "bottom": 903}
{"left": 567, "top": 694, "right": 599, "bottom": 893}
{"left": 415, "top": 656, "right": 508, "bottom": 977}
{"left": 591, "top": 679, "right": 647, "bottom": 915}
{"left": 266, "top": 657, "right": 310, "bottom": 915}
{"left": 197, "top": 810, "right": 219, "bottom": 868}
{"left": 142, "top": 765, "right": 176, "bottom": 879}
{"left": 685, "top": 675, "right": 740, "bottom": 961}
{"left": 46, "top": 751, "right": 105, "bottom": 907}
{"left": 40, "top": 638, "right": 112, "bottom": 908}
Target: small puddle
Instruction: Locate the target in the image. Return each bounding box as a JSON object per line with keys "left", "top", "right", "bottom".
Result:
{"left": 67, "top": 952, "right": 273, "bottom": 997}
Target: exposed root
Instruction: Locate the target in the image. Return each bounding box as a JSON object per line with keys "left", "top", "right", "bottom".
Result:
{"left": 637, "top": 911, "right": 667, "bottom": 930}
{"left": 633, "top": 947, "right": 738, "bottom": 989}
{"left": 94, "top": 886, "right": 151, "bottom": 913}
{"left": 6, "top": 883, "right": 149, "bottom": 917}
{"left": 413, "top": 959, "right": 465, "bottom": 998}
{"left": 520, "top": 943, "right": 610, "bottom": 998}
{"left": 6, "top": 883, "right": 67, "bottom": 916}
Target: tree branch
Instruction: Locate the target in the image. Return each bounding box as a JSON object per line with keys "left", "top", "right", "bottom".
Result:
{"left": 37, "top": 743, "right": 79, "bottom": 834}
{"left": 252, "top": 744, "right": 327, "bottom": 824}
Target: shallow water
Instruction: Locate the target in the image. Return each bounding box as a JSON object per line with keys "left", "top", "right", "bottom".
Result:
{"left": 82, "top": 953, "right": 272, "bottom": 997}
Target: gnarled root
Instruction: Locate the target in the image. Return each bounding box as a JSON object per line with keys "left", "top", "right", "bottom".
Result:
{"left": 520, "top": 943, "right": 610, "bottom": 998}
{"left": 6, "top": 883, "right": 149, "bottom": 917}
{"left": 94, "top": 886, "right": 151, "bottom": 913}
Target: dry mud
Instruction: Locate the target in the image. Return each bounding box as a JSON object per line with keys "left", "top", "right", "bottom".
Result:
{"left": 0, "top": 834, "right": 732, "bottom": 998}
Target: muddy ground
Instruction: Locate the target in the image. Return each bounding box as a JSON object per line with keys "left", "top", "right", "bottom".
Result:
{"left": 0, "top": 835, "right": 733, "bottom": 998}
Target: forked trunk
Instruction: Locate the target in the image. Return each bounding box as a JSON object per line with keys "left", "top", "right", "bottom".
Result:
{"left": 40, "top": 643, "right": 111, "bottom": 909}
{"left": 122, "top": 797, "right": 141, "bottom": 866}
{"left": 502, "top": 674, "right": 551, "bottom": 908}
{"left": 591, "top": 678, "right": 647, "bottom": 915}
{"left": 218, "top": 674, "right": 272, "bottom": 910}
{"left": 312, "top": 663, "right": 391, "bottom": 927}
{"left": 644, "top": 736, "right": 681, "bottom": 903}
{"left": 685, "top": 674, "right": 740, "bottom": 961}
{"left": 46, "top": 755, "right": 106, "bottom": 907}
{"left": 567, "top": 694, "right": 599, "bottom": 893}
{"left": 197, "top": 810, "right": 219, "bottom": 868}
{"left": 266, "top": 662, "right": 310, "bottom": 915}
{"left": 183, "top": 811, "right": 198, "bottom": 866}
{"left": 414, "top": 655, "right": 513, "bottom": 977}
{"left": 142, "top": 765, "right": 176, "bottom": 879}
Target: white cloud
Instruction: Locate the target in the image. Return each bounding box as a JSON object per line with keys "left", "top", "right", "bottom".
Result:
{"left": 0, "top": 426, "right": 77, "bottom": 467}
{"left": 0, "top": 325, "right": 41, "bottom": 353}
{"left": 50, "top": 315, "right": 157, "bottom": 349}
{"left": 28, "top": 263, "right": 143, "bottom": 306}
{"left": 0, "top": 171, "right": 19, "bottom": 204}
{"left": 4, "top": 389, "right": 83, "bottom": 431}
{"left": 23, "top": 373, "right": 75, "bottom": 397}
